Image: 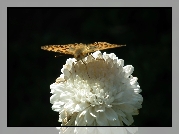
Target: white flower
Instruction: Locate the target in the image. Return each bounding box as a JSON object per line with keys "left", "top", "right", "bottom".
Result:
{"left": 56, "top": 127, "right": 139, "bottom": 134}
{"left": 50, "top": 51, "right": 143, "bottom": 126}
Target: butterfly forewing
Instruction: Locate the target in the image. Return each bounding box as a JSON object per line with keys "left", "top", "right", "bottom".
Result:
{"left": 41, "top": 44, "right": 76, "bottom": 55}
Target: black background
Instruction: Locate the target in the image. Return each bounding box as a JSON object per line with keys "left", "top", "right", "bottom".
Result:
{"left": 8, "top": 7, "right": 172, "bottom": 127}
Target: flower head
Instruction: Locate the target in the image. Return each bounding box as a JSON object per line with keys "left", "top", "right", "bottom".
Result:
{"left": 50, "top": 51, "right": 143, "bottom": 126}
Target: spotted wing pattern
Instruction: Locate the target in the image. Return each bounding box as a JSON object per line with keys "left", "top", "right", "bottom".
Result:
{"left": 87, "top": 42, "right": 126, "bottom": 53}
{"left": 41, "top": 44, "right": 81, "bottom": 55}
{"left": 41, "top": 42, "right": 126, "bottom": 59}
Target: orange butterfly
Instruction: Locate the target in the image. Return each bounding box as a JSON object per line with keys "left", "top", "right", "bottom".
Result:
{"left": 41, "top": 42, "right": 126, "bottom": 61}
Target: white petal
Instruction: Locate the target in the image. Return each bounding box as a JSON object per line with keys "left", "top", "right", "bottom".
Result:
{"left": 84, "top": 110, "right": 95, "bottom": 125}
{"left": 96, "top": 112, "right": 109, "bottom": 126}
{"left": 123, "top": 65, "right": 134, "bottom": 78}
{"left": 104, "top": 108, "right": 118, "bottom": 121}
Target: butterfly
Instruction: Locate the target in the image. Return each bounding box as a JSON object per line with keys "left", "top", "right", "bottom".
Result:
{"left": 41, "top": 42, "right": 126, "bottom": 61}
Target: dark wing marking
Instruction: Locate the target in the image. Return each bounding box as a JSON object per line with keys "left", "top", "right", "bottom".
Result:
{"left": 87, "top": 42, "right": 126, "bottom": 53}
{"left": 41, "top": 44, "right": 79, "bottom": 55}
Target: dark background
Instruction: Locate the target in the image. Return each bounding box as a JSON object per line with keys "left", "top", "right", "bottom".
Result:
{"left": 8, "top": 7, "right": 172, "bottom": 127}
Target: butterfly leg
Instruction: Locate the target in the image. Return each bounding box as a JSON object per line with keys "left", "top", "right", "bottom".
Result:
{"left": 90, "top": 53, "right": 95, "bottom": 60}
{"left": 80, "top": 59, "right": 90, "bottom": 78}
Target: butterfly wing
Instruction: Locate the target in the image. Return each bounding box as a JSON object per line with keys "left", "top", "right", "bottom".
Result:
{"left": 87, "top": 42, "right": 126, "bottom": 53}
{"left": 41, "top": 44, "right": 78, "bottom": 55}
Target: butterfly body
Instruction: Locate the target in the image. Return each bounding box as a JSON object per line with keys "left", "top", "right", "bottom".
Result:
{"left": 41, "top": 42, "right": 126, "bottom": 61}
{"left": 73, "top": 46, "right": 88, "bottom": 61}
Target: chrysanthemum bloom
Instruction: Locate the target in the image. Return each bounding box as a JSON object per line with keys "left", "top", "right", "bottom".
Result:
{"left": 50, "top": 51, "right": 143, "bottom": 126}
{"left": 56, "top": 127, "right": 139, "bottom": 134}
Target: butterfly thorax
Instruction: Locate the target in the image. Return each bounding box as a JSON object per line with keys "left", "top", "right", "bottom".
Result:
{"left": 74, "top": 46, "right": 88, "bottom": 61}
